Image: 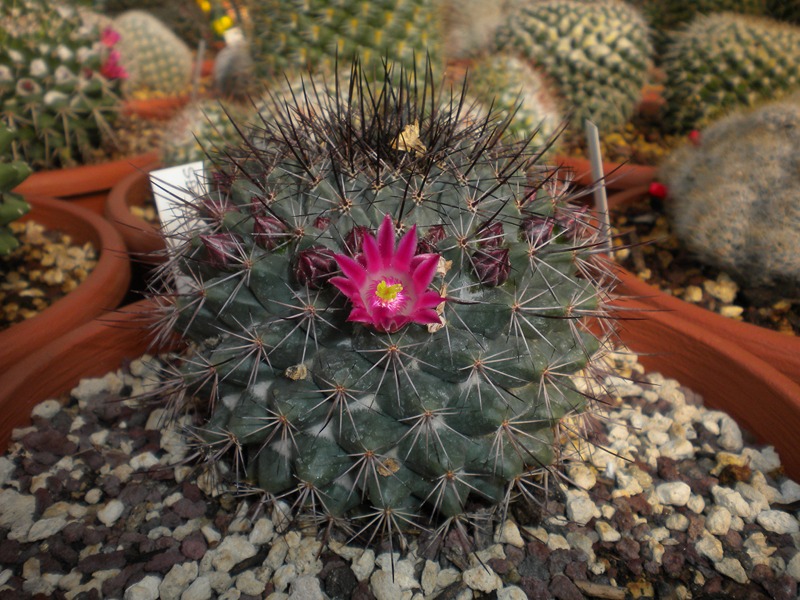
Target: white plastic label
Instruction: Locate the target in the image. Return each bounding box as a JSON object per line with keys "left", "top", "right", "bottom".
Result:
{"left": 149, "top": 161, "right": 207, "bottom": 251}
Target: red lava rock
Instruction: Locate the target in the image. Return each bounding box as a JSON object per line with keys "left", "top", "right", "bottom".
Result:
{"left": 48, "top": 539, "right": 79, "bottom": 566}
{"left": 159, "top": 509, "right": 183, "bottom": 529}
{"left": 0, "top": 539, "right": 24, "bottom": 565}
{"left": 118, "top": 483, "right": 149, "bottom": 506}
{"left": 549, "top": 574, "right": 584, "bottom": 600}
{"left": 324, "top": 565, "right": 358, "bottom": 599}
{"left": 526, "top": 539, "right": 551, "bottom": 562}
{"left": 82, "top": 526, "right": 108, "bottom": 546}
{"left": 77, "top": 549, "right": 126, "bottom": 574}
{"left": 101, "top": 564, "right": 146, "bottom": 598}
{"left": 504, "top": 544, "right": 525, "bottom": 567}
{"left": 626, "top": 493, "right": 653, "bottom": 516}
{"left": 762, "top": 574, "right": 798, "bottom": 600}
{"left": 548, "top": 549, "right": 574, "bottom": 577}
{"left": 171, "top": 498, "right": 207, "bottom": 520}
{"left": 145, "top": 547, "right": 184, "bottom": 573}
{"left": 350, "top": 580, "right": 377, "bottom": 600}
{"left": 22, "top": 429, "right": 78, "bottom": 456}
{"left": 686, "top": 514, "right": 705, "bottom": 540}
{"left": 61, "top": 522, "right": 84, "bottom": 544}
{"left": 702, "top": 575, "right": 724, "bottom": 595}
{"left": 519, "top": 576, "right": 551, "bottom": 600}
{"left": 182, "top": 481, "right": 203, "bottom": 502}
{"left": 721, "top": 529, "right": 743, "bottom": 552}
{"left": 564, "top": 557, "right": 587, "bottom": 581}
{"left": 615, "top": 537, "right": 640, "bottom": 561}
{"left": 33, "top": 487, "right": 54, "bottom": 516}
{"left": 180, "top": 530, "right": 208, "bottom": 560}
{"left": 657, "top": 457, "right": 681, "bottom": 481}
{"left": 518, "top": 552, "right": 549, "bottom": 581}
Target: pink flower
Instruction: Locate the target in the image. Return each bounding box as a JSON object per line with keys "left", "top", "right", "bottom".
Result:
{"left": 101, "top": 27, "right": 121, "bottom": 47}
{"left": 648, "top": 181, "right": 668, "bottom": 199}
{"left": 100, "top": 49, "right": 128, "bottom": 80}
{"left": 688, "top": 129, "right": 701, "bottom": 146}
{"left": 331, "top": 215, "right": 444, "bottom": 333}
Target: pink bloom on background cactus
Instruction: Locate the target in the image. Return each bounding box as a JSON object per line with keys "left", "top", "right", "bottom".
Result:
{"left": 101, "top": 27, "right": 121, "bottom": 48}
{"left": 100, "top": 49, "right": 128, "bottom": 80}
{"left": 331, "top": 214, "right": 444, "bottom": 333}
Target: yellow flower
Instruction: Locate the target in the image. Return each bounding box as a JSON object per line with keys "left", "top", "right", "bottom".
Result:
{"left": 212, "top": 15, "right": 233, "bottom": 35}
{"left": 198, "top": 0, "right": 211, "bottom": 13}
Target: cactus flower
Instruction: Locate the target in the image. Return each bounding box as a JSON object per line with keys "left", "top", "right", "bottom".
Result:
{"left": 100, "top": 49, "right": 128, "bottom": 80}
{"left": 331, "top": 215, "right": 444, "bottom": 333}
{"left": 101, "top": 27, "right": 121, "bottom": 48}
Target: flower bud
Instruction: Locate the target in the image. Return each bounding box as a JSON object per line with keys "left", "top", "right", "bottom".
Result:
{"left": 473, "top": 248, "right": 510, "bottom": 287}
{"left": 295, "top": 246, "right": 337, "bottom": 289}
{"left": 200, "top": 233, "right": 242, "bottom": 269}
{"left": 521, "top": 215, "right": 554, "bottom": 246}
{"left": 417, "top": 224, "right": 446, "bottom": 254}
{"left": 344, "top": 225, "right": 372, "bottom": 256}
{"left": 477, "top": 221, "right": 505, "bottom": 248}
{"left": 253, "top": 215, "right": 288, "bottom": 250}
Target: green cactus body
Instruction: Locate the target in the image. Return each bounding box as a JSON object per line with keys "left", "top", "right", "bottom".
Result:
{"left": 0, "top": 0, "right": 122, "bottom": 169}
{"left": 112, "top": 10, "right": 194, "bottom": 98}
{"left": 459, "top": 54, "right": 563, "bottom": 149}
{"left": 660, "top": 97, "right": 800, "bottom": 298}
{"left": 630, "top": 0, "right": 767, "bottom": 40}
{"left": 495, "top": 0, "right": 653, "bottom": 133}
{"left": 94, "top": 0, "right": 214, "bottom": 48}
{"left": 662, "top": 13, "right": 800, "bottom": 133}
{"left": 245, "top": 0, "right": 443, "bottom": 80}
{"left": 154, "top": 62, "right": 609, "bottom": 534}
{"left": 160, "top": 99, "right": 254, "bottom": 166}
{"left": 0, "top": 127, "right": 32, "bottom": 256}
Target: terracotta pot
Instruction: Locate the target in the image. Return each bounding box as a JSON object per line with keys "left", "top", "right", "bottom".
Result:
{"left": 123, "top": 97, "right": 191, "bottom": 121}
{"left": 105, "top": 162, "right": 166, "bottom": 263}
{"left": 607, "top": 186, "right": 800, "bottom": 388}
{"left": 0, "top": 300, "right": 174, "bottom": 452}
{"left": 607, "top": 294, "right": 800, "bottom": 481}
{"left": 0, "top": 196, "right": 131, "bottom": 373}
{"left": 554, "top": 154, "right": 657, "bottom": 191}
{"left": 14, "top": 152, "right": 159, "bottom": 215}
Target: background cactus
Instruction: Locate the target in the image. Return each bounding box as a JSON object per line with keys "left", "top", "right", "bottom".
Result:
{"left": 112, "top": 10, "right": 194, "bottom": 99}
{"left": 0, "top": 127, "right": 32, "bottom": 256}
{"left": 495, "top": 0, "right": 653, "bottom": 133}
{"left": 659, "top": 96, "right": 800, "bottom": 299}
{"left": 661, "top": 12, "right": 800, "bottom": 133}
{"left": 242, "top": 0, "right": 444, "bottom": 80}
{"left": 149, "top": 61, "right": 612, "bottom": 539}
{"left": 0, "top": 0, "right": 123, "bottom": 169}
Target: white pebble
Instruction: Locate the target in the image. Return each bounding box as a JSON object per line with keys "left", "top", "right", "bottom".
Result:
{"left": 695, "top": 532, "right": 724, "bottom": 562}
{"left": 496, "top": 520, "right": 524, "bottom": 548}
{"left": 462, "top": 565, "right": 502, "bottom": 593}
{"left": 160, "top": 562, "right": 198, "bottom": 600}
{"left": 211, "top": 535, "right": 257, "bottom": 572}
{"left": 714, "top": 557, "right": 748, "bottom": 584}
{"left": 705, "top": 506, "right": 732, "bottom": 536}
{"left": 287, "top": 576, "right": 324, "bottom": 600}
{"left": 31, "top": 399, "right": 62, "bottom": 419}
{"left": 656, "top": 482, "right": 691, "bottom": 507}
{"left": 595, "top": 521, "right": 621, "bottom": 542}
{"left": 124, "top": 575, "right": 162, "bottom": 600}
{"left": 565, "top": 491, "right": 597, "bottom": 526}
{"left": 249, "top": 518, "right": 275, "bottom": 545}
{"left": 97, "top": 499, "right": 125, "bottom": 526}
{"left": 236, "top": 571, "right": 266, "bottom": 596}
{"left": 27, "top": 516, "right": 68, "bottom": 542}
{"left": 718, "top": 416, "right": 743, "bottom": 451}
{"left": 130, "top": 452, "right": 160, "bottom": 471}
{"left": 780, "top": 479, "right": 800, "bottom": 504}
{"left": 785, "top": 552, "right": 800, "bottom": 581}
{"left": 756, "top": 510, "right": 800, "bottom": 535}
{"left": 658, "top": 438, "right": 695, "bottom": 460}
{"left": 665, "top": 513, "right": 689, "bottom": 532}
{"left": 180, "top": 575, "right": 212, "bottom": 600}
{"left": 497, "top": 586, "right": 528, "bottom": 600}
{"left": 711, "top": 486, "right": 751, "bottom": 518}
{"left": 567, "top": 463, "right": 597, "bottom": 490}
{"left": 686, "top": 494, "right": 705, "bottom": 514}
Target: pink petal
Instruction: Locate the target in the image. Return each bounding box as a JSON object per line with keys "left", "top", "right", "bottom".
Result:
{"left": 334, "top": 254, "right": 367, "bottom": 287}
{"left": 411, "top": 254, "right": 439, "bottom": 291}
{"left": 346, "top": 307, "right": 372, "bottom": 323}
{"left": 329, "top": 276, "right": 361, "bottom": 301}
{"left": 417, "top": 290, "right": 445, "bottom": 310}
{"left": 411, "top": 309, "right": 442, "bottom": 325}
{"left": 377, "top": 214, "right": 395, "bottom": 267}
{"left": 393, "top": 225, "right": 417, "bottom": 271}
{"left": 361, "top": 232, "right": 382, "bottom": 270}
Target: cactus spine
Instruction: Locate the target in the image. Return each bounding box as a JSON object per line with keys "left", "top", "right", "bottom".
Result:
{"left": 150, "top": 61, "right": 612, "bottom": 539}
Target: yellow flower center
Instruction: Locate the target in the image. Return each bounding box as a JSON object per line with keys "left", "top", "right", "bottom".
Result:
{"left": 375, "top": 280, "right": 403, "bottom": 302}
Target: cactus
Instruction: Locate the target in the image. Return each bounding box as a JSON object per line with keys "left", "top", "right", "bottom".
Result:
{"left": 93, "top": 0, "right": 215, "bottom": 48}
{"left": 243, "top": 0, "right": 443, "bottom": 80}
{"left": 768, "top": 0, "right": 800, "bottom": 23}
{"left": 149, "top": 60, "right": 612, "bottom": 540}
{"left": 495, "top": 0, "right": 653, "bottom": 133}
{"left": 0, "top": 127, "right": 32, "bottom": 256}
{"left": 630, "top": 0, "right": 768, "bottom": 42}
{"left": 661, "top": 13, "right": 800, "bottom": 133}
{"left": 454, "top": 54, "right": 564, "bottom": 149}
{"left": 160, "top": 99, "right": 254, "bottom": 166}
{"left": 0, "top": 0, "right": 123, "bottom": 170}
{"left": 660, "top": 96, "right": 800, "bottom": 298}
{"left": 112, "top": 10, "right": 194, "bottom": 98}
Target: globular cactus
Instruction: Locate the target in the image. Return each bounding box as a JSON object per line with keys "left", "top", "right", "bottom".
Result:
{"left": 660, "top": 96, "right": 800, "bottom": 298}
{"left": 0, "top": 0, "right": 123, "bottom": 169}
{"left": 767, "top": 0, "right": 800, "bottom": 23}
{"left": 150, "top": 60, "right": 612, "bottom": 540}
{"left": 453, "top": 54, "right": 564, "bottom": 149}
{"left": 243, "top": 0, "right": 444, "bottom": 80}
{"left": 439, "top": 0, "right": 508, "bottom": 61}
{"left": 159, "top": 99, "right": 254, "bottom": 166}
{"left": 661, "top": 13, "right": 800, "bottom": 133}
{"left": 495, "top": 0, "right": 653, "bottom": 133}
{"left": 93, "top": 0, "right": 215, "bottom": 48}
{"left": 112, "top": 10, "right": 194, "bottom": 98}
{"left": 0, "top": 127, "right": 32, "bottom": 256}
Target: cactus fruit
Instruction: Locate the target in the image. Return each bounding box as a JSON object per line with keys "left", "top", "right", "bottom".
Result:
{"left": 495, "top": 0, "right": 653, "bottom": 133}
{"left": 243, "top": 0, "right": 443, "bottom": 80}
{"left": 660, "top": 96, "right": 800, "bottom": 298}
{"left": 159, "top": 99, "right": 254, "bottom": 166}
{"left": 112, "top": 10, "right": 194, "bottom": 98}
{"left": 150, "top": 60, "right": 613, "bottom": 539}
{"left": 661, "top": 13, "right": 800, "bottom": 133}
{"left": 454, "top": 54, "right": 564, "bottom": 149}
{"left": 0, "top": 0, "right": 123, "bottom": 169}
{"left": 0, "top": 127, "right": 32, "bottom": 256}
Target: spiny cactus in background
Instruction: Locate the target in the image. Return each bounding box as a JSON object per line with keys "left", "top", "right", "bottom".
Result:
{"left": 243, "top": 0, "right": 443, "bottom": 80}
{"left": 660, "top": 96, "right": 800, "bottom": 298}
{"left": 496, "top": 0, "right": 653, "bottom": 133}
{"left": 0, "top": 127, "right": 32, "bottom": 256}
{"left": 661, "top": 13, "right": 800, "bottom": 133}
{"left": 439, "top": 0, "right": 508, "bottom": 61}
{"left": 160, "top": 99, "right": 254, "bottom": 166}
{"left": 453, "top": 54, "right": 564, "bottom": 150}
{"left": 93, "top": 0, "right": 215, "bottom": 48}
{"left": 213, "top": 38, "right": 256, "bottom": 101}
{"left": 112, "top": 10, "right": 194, "bottom": 99}
{"left": 0, "top": 0, "right": 123, "bottom": 170}
{"left": 149, "top": 60, "right": 613, "bottom": 542}
{"left": 768, "top": 0, "right": 800, "bottom": 23}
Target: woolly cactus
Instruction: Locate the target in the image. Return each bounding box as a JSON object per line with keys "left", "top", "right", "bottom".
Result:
{"left": 244, "top": 0, "right": 443, "bottom": 80}
{"left": 660, "top": 96, "right": 800, "bottom": 298}
{"left": 93, "top": 0, "right": 215, "bottom": 48}
{"left": 662, "top": 13, "right": 800, "bottom": 133}
{"left": 0, "top": 0, "right": 123, "bottom": 169}
{"left": 455, "top": 54, "right": 564, "bottom": 149}
{"left": 150, "top": 61, "right": 612, "bottom": 539}
{"left": 160, "top": 99, "right": 254, "bottom": 166}
{"left": 496, "top": 0, "right": 653, "bottom": 132}
{"left": 112, "top": 10, "right": 194, "bottom": 98}
{"left": 0, "top": 127, "right": 32, "bottom": 256}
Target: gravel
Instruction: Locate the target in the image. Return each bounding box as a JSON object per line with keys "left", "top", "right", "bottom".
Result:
{"left": 0, "top": 350, "right": 798, "bottom": 599}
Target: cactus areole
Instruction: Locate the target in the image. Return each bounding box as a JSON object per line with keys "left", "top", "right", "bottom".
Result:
{"left": 153, "top": 60, "right": 610, "bottom": 540}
